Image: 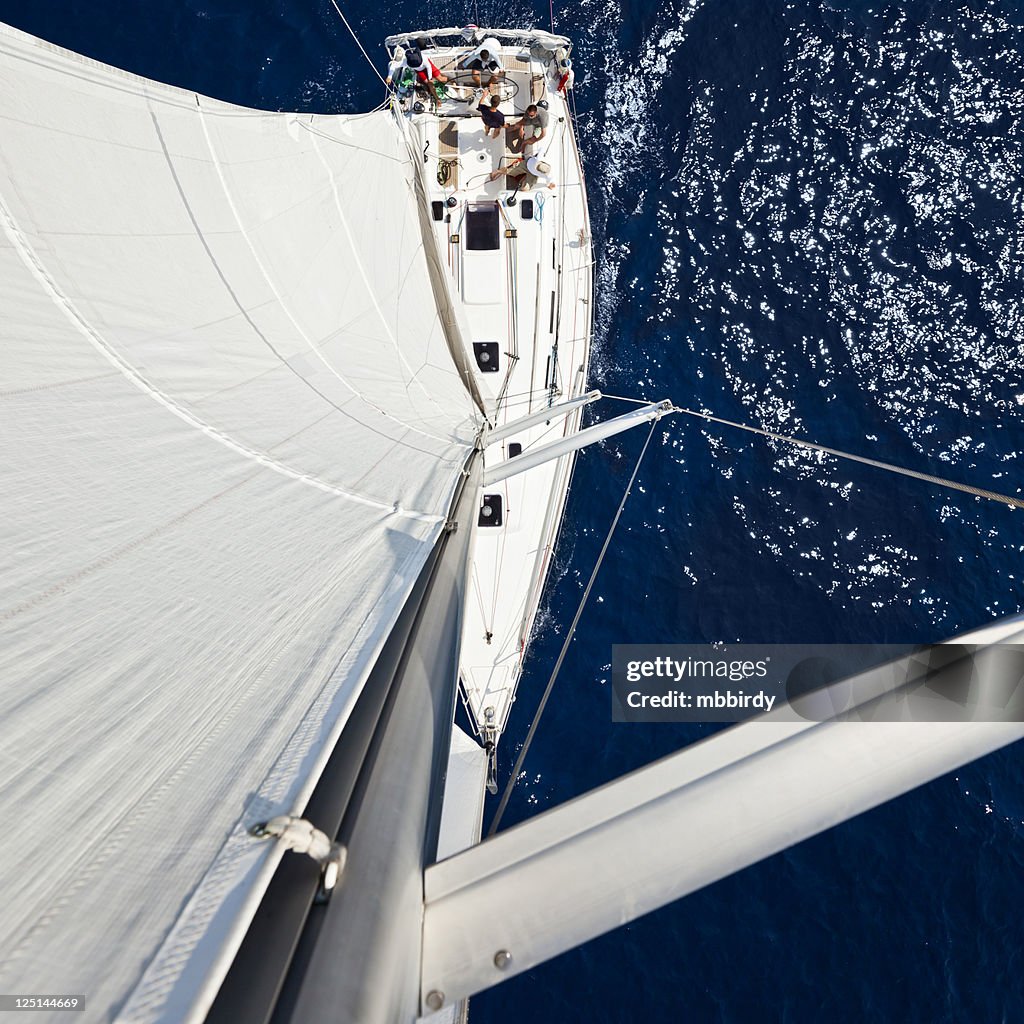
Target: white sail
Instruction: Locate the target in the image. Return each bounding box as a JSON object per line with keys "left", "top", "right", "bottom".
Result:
{"left": 0, "top": 22, "right": 478, "bottom": 1023}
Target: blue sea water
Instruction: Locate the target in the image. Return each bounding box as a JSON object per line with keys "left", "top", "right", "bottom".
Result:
{"left": 3, "top": 0, "right": 1023, "bottom": 1020}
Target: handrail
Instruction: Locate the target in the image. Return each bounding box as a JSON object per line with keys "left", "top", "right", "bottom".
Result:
{"left": 384, "top": 27, "right": 571, "bottom": 53}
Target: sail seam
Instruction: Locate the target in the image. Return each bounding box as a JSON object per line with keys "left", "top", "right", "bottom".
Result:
{"left": 0, "top": 184, "right": 444, "bottom": 523}
{"left": 306, "top": 124, "right": 448, "bottom": 416}
{"left": 194, "top": 102, "right": 456, "bottom": 447}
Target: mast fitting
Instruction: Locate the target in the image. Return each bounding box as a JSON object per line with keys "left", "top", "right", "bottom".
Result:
{"left": 250, "top": 816, "right": 347, "bottom": 901}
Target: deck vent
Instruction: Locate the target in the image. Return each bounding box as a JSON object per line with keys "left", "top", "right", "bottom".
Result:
{"left": 431, "top": 200, "right": 445, "bottom": 221}
{"left": 479, "top": 494, "right": 503, "bottom": 527}
{"left": 473, "top": 342, "right": 500, "bottom": 373}
{"left": 520, "top": 200, "right": 534, "bottom": 220}
{"left": 508, "top": 442, "right": 522, "bottom": 458}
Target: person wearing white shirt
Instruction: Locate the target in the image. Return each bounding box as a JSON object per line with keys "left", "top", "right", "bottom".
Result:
{"left": 460, "top": 36, "right": 505, "bottom": 88}
{"left": 386, "top": 42, "right": 448, "bottom": 103}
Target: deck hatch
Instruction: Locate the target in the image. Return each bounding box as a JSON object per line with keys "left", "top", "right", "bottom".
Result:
{"left": 466, "top": 204, "right": 500, "bottom": 251}
{"left": 473, "top": 342, "right": 500, "bottom": 373}
{"left": 478, "top": 494, "right": 504, "bottom": 527}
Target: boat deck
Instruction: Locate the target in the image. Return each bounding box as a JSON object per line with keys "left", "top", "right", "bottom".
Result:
{"left": 395, "top": 35, "right": 594, "bottom": 761}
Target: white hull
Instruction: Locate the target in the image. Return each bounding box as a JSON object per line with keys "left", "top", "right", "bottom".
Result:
{"left": 393, "top": 30, "right": 594, "bottom": 767}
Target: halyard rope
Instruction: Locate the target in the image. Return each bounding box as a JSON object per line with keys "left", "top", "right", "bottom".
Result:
{"left": 488, "top": 420, "right": 658, "bottom": 836}
{"left": 326, "top": 0, "right": 388, "bottom": 87}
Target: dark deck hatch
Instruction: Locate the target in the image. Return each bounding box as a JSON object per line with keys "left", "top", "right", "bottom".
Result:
{"left": 473, "top": 342, "right": 500, "bottom": 373}
{"left": 466, "top": 203, "right": 500, "bottom": 251}
{"left": 479, "top": 494, "right": 504, "bottom": 527}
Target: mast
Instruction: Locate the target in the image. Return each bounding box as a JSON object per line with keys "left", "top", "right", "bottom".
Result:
{"left": 269, "top": 459, "right": 480, "bottom": 1023}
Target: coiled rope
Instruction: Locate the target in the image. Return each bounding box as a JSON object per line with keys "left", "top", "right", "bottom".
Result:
{"left": 488, "top": 420, "right": 658, "bottom": 836}
{"left": 437, "top": 159, "right": 455, "bottom": 186}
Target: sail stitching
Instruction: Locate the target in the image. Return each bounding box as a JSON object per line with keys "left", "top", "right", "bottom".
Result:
{"left": 306, "top": 126, "right": 452, "bottom": 421}
{"left": 0, "top": 184, "right": 443, "bottom": 522}
{"left": 194, "top": 103, "right": 458, "bottom": 448}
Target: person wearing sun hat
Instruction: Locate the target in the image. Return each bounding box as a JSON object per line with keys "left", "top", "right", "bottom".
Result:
{"left": 488, "top": 153, "right": 556, "bottom": 191}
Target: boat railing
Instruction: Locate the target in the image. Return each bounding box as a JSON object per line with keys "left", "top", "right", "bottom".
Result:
{"left": 384, "top": 27, "right": 571, "bottom": 55}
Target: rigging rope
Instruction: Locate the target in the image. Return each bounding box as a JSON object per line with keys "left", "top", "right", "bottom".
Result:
{"left": 487, "top": 420, "right": 659, "bottom": 836}
{"left": 484, "top": 396, "right": 1017, "bottom": 834}
{"left": 672, "top": 405, "right": 1024, "bottom": 510}
{"left": 250, "top": 815, "right": 347, "bottom": 893}
{"left": 326, "top": 0, "right": 388, "bottom": 87}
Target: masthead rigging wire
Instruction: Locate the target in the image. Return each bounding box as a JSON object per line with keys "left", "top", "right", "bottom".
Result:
{"left": 326, "top": 0, "right": 388, "bottom": 87}
{"left": 488, "top": 420, "right": 659, "bottom": 836}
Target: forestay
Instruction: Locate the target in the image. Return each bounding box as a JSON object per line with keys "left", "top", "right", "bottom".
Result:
{"left": 0, "top": 22, "right": 477, "bottom": 1023}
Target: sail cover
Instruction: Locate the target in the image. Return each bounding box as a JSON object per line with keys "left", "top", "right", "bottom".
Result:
{"left": 0, "top": 22, "right": 478, "bottom": 1022}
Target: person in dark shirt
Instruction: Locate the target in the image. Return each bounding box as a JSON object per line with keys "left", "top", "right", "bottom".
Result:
{"left": 479, "top": 95, "right": 505, "bottom": 139}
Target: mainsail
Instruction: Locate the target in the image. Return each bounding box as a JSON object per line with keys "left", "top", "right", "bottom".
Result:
{"left": 0, "top": 22, "right": 478, "bottom": 1022}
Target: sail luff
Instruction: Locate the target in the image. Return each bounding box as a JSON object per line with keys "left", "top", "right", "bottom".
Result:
{"left": 397, "top": 104, "right": 491, "bottom": 421}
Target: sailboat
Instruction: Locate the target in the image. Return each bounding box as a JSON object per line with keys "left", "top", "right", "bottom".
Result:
{"left": 0, "top": 18, "right": 1021, "bottom": 1024}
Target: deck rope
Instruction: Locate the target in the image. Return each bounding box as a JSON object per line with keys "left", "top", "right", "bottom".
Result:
{"left": 487, "top": 420, "right": 658, "bottom": 836}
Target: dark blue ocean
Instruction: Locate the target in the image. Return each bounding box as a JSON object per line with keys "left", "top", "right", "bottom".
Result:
{"left": 4, "top": 1, "right": 1022, "bottom": 1020}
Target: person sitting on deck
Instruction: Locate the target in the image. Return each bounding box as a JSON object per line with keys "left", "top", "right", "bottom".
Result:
{"left": 513, "top": 104, "right": 549, "bottom": 149}
{"left": 488, "top": 154, "right": 556, "bottom": 192}
{"left": 479, "top": 96, "right": 505, "bottom": 139}
{"left": 386, "top": 43, "right": 448, "bottom": 103}
{"left": 459, "top": 36, "right": 505, "bottom": 89}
